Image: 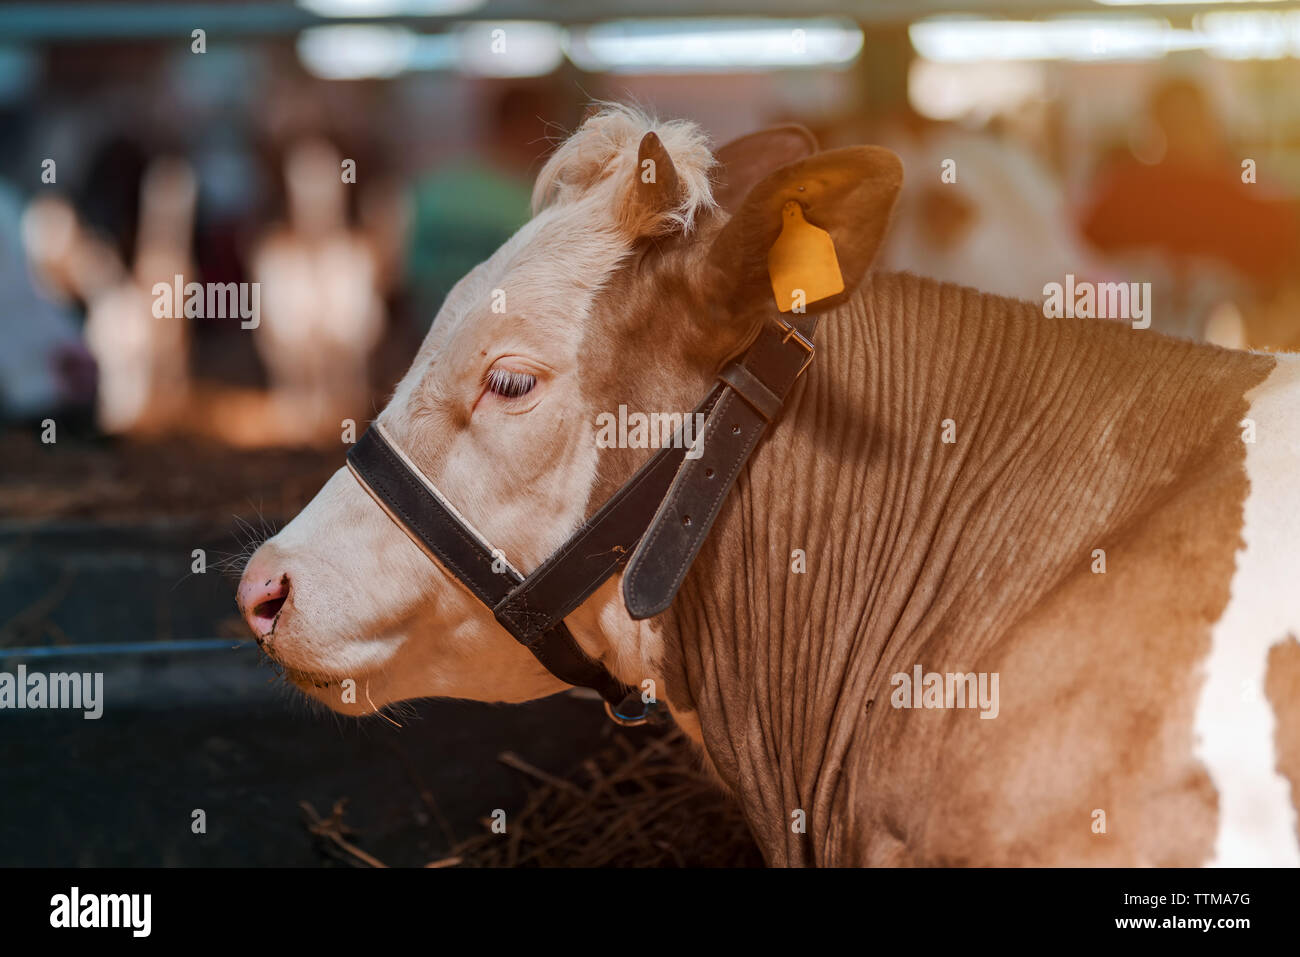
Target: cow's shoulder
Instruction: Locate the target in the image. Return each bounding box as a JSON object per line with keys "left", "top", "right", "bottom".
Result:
{"left": 866, "top": 408, "right": 1279, "bottom": 865}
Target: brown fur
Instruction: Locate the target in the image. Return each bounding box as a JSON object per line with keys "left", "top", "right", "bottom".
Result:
{"left": 584, "top": 260, "right": 1275, "bottom": 865}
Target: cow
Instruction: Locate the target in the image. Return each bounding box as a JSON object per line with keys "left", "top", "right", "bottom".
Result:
{"left": 83, "top": 156, "right": 196, "bottom": 435}
{"left": 0, "top": 183, "right": 96, "bottom": 421}
{"left": 878, "top": 129, "right": 1103, "bottom": 306}
{"left": 251, "top": 139, "right": 386, "bottom": 445}
{"left": 238, "top": 105, "right": 1300, "bottom": 867}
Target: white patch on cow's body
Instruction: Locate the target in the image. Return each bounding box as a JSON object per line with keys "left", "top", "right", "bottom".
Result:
{"left": 1194, "top": 354, "right": 1300, "bottom": 866}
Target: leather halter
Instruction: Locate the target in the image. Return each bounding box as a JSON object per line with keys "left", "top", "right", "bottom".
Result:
{"left": 345, "top": 310, "right": 819, "bottom": 726}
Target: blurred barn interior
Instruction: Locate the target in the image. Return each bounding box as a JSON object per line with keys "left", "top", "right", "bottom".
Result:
{"left": 3, "top": 0, "right": 1300, "bottom": 865}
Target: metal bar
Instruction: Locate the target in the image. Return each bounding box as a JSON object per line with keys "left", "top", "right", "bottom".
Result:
{"left": 3, "top": 2, "right": 1300, "bottom": 43}
{"left": 0, "top": 638, "right": 252, "bottom": 659}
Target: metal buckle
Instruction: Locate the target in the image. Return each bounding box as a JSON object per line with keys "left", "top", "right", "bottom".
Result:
{"left": 775, "top": 316, "right": 816, "bottom": 378}
{"left": 604, "top": 691, "right": 663, "bottom": 727}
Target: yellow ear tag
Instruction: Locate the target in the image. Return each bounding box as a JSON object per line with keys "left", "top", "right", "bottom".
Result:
{"left": 767, "top": 200, "right": 844, "bottom": 313}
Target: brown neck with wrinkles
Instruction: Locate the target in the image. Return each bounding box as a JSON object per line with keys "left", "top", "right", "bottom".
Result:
{"left": 654, "top": 271, "right": 1273, "bottom": 865}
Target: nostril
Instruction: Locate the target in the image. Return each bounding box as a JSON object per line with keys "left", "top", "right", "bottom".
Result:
{"left": 240, "top": 572, "right": 291, "bottom": 639}
{"left": 253, "top": 594, "right": 287, "bottom": 621}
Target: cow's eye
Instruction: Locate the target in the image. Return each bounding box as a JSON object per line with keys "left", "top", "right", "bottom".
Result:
{"left": 485, "top": 368, "right": 537, "bottom": 400}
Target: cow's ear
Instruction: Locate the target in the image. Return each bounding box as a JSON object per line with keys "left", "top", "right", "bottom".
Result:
{"left": 711, "top": 125, "right": 819, "bottom": 213}
{"left": 704, "top": 146, "right": 903, "bottom": 318}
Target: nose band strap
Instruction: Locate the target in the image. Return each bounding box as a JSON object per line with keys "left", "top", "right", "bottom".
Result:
{"left": 345, "top": 421, "right": 667, "bottom": 723}
{"left": 347, "top": 423, "right": 524, "bottom": 605}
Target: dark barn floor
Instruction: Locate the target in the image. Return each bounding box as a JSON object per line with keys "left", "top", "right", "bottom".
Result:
{"left": 0, "top": 431, "right": 761, "bottom": 867}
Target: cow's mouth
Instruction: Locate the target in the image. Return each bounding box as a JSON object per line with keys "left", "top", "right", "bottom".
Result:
{"left": 282, "top": 666, "right": 338, "bottom": 691}
{"left": 280, "top": 663, "right": 401, "bottom": 721}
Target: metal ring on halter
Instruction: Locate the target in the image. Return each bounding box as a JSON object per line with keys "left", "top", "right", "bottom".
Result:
{"left": 604, "top": 690, "right": 662, "bottom": 727}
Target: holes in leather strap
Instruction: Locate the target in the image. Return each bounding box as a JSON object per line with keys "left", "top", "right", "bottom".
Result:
{"left": 681, "top": 514, "right": 692, "bottom": 527}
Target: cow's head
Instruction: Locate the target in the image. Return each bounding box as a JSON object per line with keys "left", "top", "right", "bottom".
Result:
{"left": 237, "top": 105, "right": 900, "bottom": 716}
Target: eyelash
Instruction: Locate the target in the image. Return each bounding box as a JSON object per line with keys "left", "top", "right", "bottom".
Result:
{"left": 484, "top": 368, "right": 538, "bottom": 400}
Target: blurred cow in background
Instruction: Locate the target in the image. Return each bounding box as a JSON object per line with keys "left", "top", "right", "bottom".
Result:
{"left": 252, "top": 139, "right": 386, "bottom": 444}
{"left": 81, "top": 157, "right": 197, "bottom": 435}
{"left": 879, "top": 129, "right": 1103, "bottom": 305}
{"left": 0, "top": 182, "right": 96, "bottom": 422}
{"left": 23, "top": 156, "right": 200, "bottom": 436}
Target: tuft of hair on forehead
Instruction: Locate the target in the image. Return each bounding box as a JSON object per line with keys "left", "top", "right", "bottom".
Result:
{"left": 531, "top": 102, "right": 717, "bottom": 237}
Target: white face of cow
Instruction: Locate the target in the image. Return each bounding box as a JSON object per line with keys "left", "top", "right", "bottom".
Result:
{"left": 237, "top": 106, "right": 901, "bottom": 717}
{"left": 237, "top": 108, "right": 724, "bottom": 714}
{"left": 239, "top": 199, "right": 634, "bottom": 711}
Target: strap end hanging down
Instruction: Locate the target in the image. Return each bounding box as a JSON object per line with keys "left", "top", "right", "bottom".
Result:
{"left": 620, "top": 386, "right": 762, "bottom": 621}
{"left": 621, "top": 314, "right": 818, "bottom": 620}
